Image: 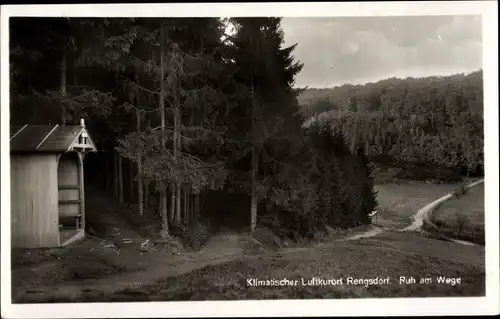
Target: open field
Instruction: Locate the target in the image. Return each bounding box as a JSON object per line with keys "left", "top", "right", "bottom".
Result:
{"left": 373, "top": 182, "right": 460, "bottom": 229}
{"left": 10, "top": 181, "right": 485, "bottom": 303}
{"left": 430, "top": 183, "right": 485, "bottom": 245}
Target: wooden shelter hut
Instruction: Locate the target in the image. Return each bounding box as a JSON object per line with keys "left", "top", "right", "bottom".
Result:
{"left": 10, "top": 119, "right": 97, "bottom": 248}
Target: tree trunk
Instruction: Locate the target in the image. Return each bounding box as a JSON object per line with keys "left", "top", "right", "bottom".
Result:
{"left": 175, "top": 121, "right": 181, "bottom": 224}
{"left": 169, "top": 107, "right": 176, "bottom": 223}
{"left": 136, "top": 110, "right": 144, "bottom": 216}
{"left": 159, "top": 24, "right": 169, "bottom": 233}
{"left": 250, "top": 147, "right": 258, "bottom": 233}
{"left": 118, "top": 152, "right": 124, "bottom": 203}
{"left": 144, "top": 117, "right": 151, "bottom": 211}
{"left": 169, "top": 185, "right": 175, "bottom": 223}
{"left": 122, "top": 158, "right": 129, "bottom": 202}
{"left": 249, "top": 72, "right": 258, "bottom": 234}
{"left": 173, "top": 54, "right": 182, "bottom": 225}
{"left": 198, "top": 193, "right": 201, "bottom": 220}
{"left": 187, "top": 193, "right": 191, "bottom": 223}
{"left": 193, "top": 193, "right": 196, "bottom": 221}
{"left": 106, "top": 151, "right": 112, "bottom": 194}
{"left": 113, "top": 150, "right": 119, "bottom": 198}
{"left": 128, "top": 159, "right": 135, "bottom": 203}
{"left": 144, "top": 182, "right": 149, "bottom": 210}
{"left": 184, "top": 191, "right": 189, "bottom": 224}
{"left": 169, "top": 87, "right": 176, "bottom": 223}
{"left": 60, "top": 50, "right": 67, "bottom": 125}
{"left": 200, "top": 192, "right": 204, "bottom": 220}
{"left": 170, "top": 97, "right": 177, "bottom": 223}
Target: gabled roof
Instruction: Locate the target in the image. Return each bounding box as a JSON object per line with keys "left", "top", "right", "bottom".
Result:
{"left": 10, "top": 124, "right": 97, "bottom": 153}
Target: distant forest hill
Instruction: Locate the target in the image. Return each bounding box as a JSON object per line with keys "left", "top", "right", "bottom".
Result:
{"left": 299, "top": 70, "right": 484, "bottom": 180}
{"left": 298, "top": 70, "right": 483, "bottom": 113}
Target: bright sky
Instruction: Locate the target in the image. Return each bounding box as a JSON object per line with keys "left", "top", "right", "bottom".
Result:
{"left": 281, "top": 15, "right": 482, "bottom": 88}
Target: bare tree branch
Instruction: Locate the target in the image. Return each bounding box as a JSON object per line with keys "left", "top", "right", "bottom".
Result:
{"left": 118, "top": 73, "right": 160, "bottom": 96}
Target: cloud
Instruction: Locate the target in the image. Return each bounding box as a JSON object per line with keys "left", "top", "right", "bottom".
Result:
{"left": 282, "top": 15, "right": 482, "bottom": 88}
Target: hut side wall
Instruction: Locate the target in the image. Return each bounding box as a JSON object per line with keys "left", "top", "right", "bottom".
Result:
{"left": 11, "top": 154, "right": 60, "bottom": 248}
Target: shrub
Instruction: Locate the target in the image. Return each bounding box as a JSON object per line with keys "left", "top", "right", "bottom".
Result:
{"left": 453, "top": 185, "right": 467, "bottom": 198}
{"left": 250, "top": 226, "right": 283, "bottom": 250}
{"left": 255, "top": 125, "right": 377, "bottom": 241}
{"left": 455, "top": 211, "right": 470, "bottom": 233}
{"left": 187, "top": 220, "right": 212, "bottom": 250}
{"left": 170, "top": 220, "right": 212, "bottom": 251}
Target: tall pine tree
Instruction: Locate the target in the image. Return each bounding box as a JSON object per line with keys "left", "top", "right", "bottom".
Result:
{"left": 226, "top": 17, "right": 303, "bottom": 233}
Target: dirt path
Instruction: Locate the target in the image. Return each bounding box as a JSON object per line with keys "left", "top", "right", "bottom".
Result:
{"left": 399, "top": 179, "right": 484, "bottom": 246}
{"left": 13, "top": 232, "right": 246, "bottom": 303}
{"left": 400, "top": 193, "right": 454, "bottom": 232}
{"left": 452, "top": 239, "right": 475, "bottom": 246}
{"left": 341, "top": 179, "right": 484, "bottom": 242}
{"left": 14, "top": 253, "right": 242, "bottom": 303}
{"left": 341, "top": 226, "right": 384, "bottom": 241}
{"left": 15, "top": 225, "right": 380, "bottom": 302}
{"left": 339, "top": 182, "right": 459, "bottom": 241}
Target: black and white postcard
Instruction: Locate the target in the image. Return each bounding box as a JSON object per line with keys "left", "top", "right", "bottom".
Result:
{"left": 1, "top": 1, "right": 498, "bottom": 317}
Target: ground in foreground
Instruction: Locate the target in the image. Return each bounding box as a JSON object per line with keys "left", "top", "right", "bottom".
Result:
{"left": 103, "top": 231, "right": 484, "bottom": 301}
{"left": 14, "top": 231, "right": 484, "bottom": 302}
{"left": 11, "top": 181, "right": 485, "bottom": 302}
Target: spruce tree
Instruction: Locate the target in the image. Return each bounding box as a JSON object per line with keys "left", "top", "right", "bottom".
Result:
{"left": 226, "top": 17, "right": 303, "bottom": 233}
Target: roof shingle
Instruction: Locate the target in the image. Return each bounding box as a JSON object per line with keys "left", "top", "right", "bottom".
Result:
{"left": 10, "top": 124, "right": 96, "bottom": 153}
{"left": 37, "top": 126, "right": 84, "bottom": 152}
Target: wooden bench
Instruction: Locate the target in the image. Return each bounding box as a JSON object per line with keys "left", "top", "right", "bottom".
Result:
{"left": 59, "top": 200, "right": 83, "bottom": 229}
{"left": 368, "top": 210, "right": 378, "bottom": 224}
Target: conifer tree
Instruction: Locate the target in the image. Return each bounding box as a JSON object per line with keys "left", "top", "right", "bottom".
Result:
{"left": 226, "top": 17, "right": 303, "bottom": 233}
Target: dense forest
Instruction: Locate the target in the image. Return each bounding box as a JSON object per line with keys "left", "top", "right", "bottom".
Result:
{"left": 9, "top": 17, "right": 377, "bottom": 244}
{"left": 299, "top": 71, "right": 484, "bottom": 181}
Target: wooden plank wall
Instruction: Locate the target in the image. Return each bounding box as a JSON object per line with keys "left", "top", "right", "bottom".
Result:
{"left": 11, "top": 154, "right": 59, "bottom": 248}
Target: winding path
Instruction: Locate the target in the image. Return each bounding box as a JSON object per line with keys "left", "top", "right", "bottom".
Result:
{"left": 399, "top": 194, "right": 454, "bottom": 232}
{"left": 399, "top": 179, "right": 484, "bottom": 246}
{"left": 343, "top": 179, "right": 485, "bottom": 244}
{"left": 341, "top": 226, "right": 384, "bottom": 241}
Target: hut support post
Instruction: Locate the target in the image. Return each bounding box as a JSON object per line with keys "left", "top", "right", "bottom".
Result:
{"left": 77, "top": 152, "right": 85, "bottom": 231}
